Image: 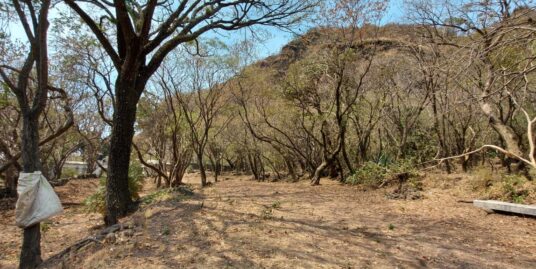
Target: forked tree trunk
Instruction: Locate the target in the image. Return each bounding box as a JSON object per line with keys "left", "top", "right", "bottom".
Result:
{"left": 481, "top": 101, "right": 525, "bottom": 170}
{"left": 490, "top": 121, "right": 523, "bottom": 157}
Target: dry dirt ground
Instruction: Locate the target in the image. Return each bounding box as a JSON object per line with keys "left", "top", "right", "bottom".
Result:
{"left": 1, "top": 173, "right": 536, "bottom": 268}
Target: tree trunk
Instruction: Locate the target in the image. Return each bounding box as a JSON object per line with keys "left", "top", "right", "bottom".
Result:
{"left": 214, "top": 160, "right": 220, "bottom": 183}
{"left": 285, "top": 158, "right": 298, "bottom": 182}
{"left": 311, "top": 160, "right": 328, "bottom": 185}
{"left": 341, "top": 133, "right": 354, "bottom": 174}
{"left": 256, "top": 155, "right": 265, "bottom": 180}
{"left": 208, "top": 156, "right": 219, "bottom": 182}
{"left": 197, "top": 153, "right": 207, "bottom": 187}
{"left": 247, "top": 153, "right": 259, "bottom": 180}
{"left": 328, "top": 161, "right": 338, "bottom": 179}
{"left": 479, "top": 64, "right": 524, "bottom": 167}
{"left": 490, "top": 121, "right": 523, "bottom": 157}
{"left": 225, "top": 158, "right": 235, "bottom": 170}
{"left": 104, "top": 92, "right": 137, "bottom": 226}
{"left": 19, "top": 114, "right": 42, "bottom": 269}
{"left": 52, "top": 162, "right": 62, "bottom": 180}
{"left": 336, "top": 158, "right": 344, "bottom": 182}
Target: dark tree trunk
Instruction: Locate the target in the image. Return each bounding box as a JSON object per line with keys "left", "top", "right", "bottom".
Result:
{"left": 214, "top": 160, "right": 220, "bottom": 183}
{"left": 336, "top": 158, "right": 344, "bottom": 182}
{"left": 19, "top": 114, "right": 42, "bottom": 269}
{"left": 341, "top": 133, "right": 354, "bottom": 174}
{"left": 208, "top": 156, "right": 219, "bottom": 182}
{"left": 225, "top": 158, "right": 235, "bottom": 170}
{"left": 258, "top": 156, "right": 265, "bottom": 180}
{"left": 328, "top": 161, "right": 338, "bottom": 179}
{"left": 104, "top": 87, "right": 138, "bottom": 225}
{"left": 247, "top": 153, "right": 259, "bottom": 180}
{"left": 197, "top": 153, "right": 207, "bottom": 186}
{"left": 285, "top": 158, "right": 298, "bottom": 182}
{"left": 52, "top": 162, "right": 63, "bottom": 180}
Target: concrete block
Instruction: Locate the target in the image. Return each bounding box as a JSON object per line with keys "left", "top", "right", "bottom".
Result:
{"left": 473, "top": 200, "right": 536, "bottom": 217}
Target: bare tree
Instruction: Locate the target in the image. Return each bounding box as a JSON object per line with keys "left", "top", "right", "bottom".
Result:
{"left": 175, "top": 52, "right": 230, "bottom": 186}
{"left": 410, "top": 0, "right": 536, "bottom": 171}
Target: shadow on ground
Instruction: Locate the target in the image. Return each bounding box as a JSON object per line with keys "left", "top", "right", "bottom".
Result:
{"left": 43, "top": 178, "right": 536, "bottom": 268}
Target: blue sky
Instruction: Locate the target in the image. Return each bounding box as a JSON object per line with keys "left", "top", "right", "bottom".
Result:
{"left": 7, "top": 0, "right": 407, "bottom": 59}
{"left": 255, "top": 0, "right": 406, "bottom": 58}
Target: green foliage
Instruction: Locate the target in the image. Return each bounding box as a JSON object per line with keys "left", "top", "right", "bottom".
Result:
{"left": 128, "top": 162, "right": 145, "bottom": 200}
{"left": 388, "top": 223, "right": 395, "bottom": 230}
{"left": 403, "top": 128, "right": 438, "bottom": 163}
{"left": 270, "top": 201, "right": 282, "bottom": 209}
{"left": 0, "top": 84, "right": 13, "bottom": 107}
{"left": 161, "top": 226, "right": 171, "bottom": 236}
{"left": 499, "top": 175, "right": 529, "bottom": 204}
{"left": 345, "top": 159, "right": 417, "bottom": 187}
{"left": 40, "top": 221, "right": 52, "bottom": 235}
{"left": 84, "top": 162, "right": 145, "bottom": 214}
{"left": 83, "top": 177, "right": 106, "bottom": 214}
{"left": 473, "top": 168, "right": 535, "bottom": 204}
{"left": 345, "top": 161, "right": 389, "bottom": 186}
{"left": 260, "top": 208, "right": 273, "bottom": 220}
{"left": 258, "top": 201, "right": 282, "bottom": 220}
{"left": 61, "top": 167, "right": 78, "bottom": 179}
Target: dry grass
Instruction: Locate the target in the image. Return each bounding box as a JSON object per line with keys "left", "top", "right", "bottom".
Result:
{"left": 1, "top": 172, "right": 536, "bottom": 268}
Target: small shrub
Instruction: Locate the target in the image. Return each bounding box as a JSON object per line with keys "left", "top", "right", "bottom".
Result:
{"left": 270, "top": 201, "right": 282, "bottom": 209}
{"left": 345, "top": 159, "right": 418, "bottom": 187}
{"left": 40, "top": 221, "right": 52, "bottom": 235}
{"left": 474, "top": 170, "right": 536, "bottom": 204}
{"left": 388, "top": 224, "right": 395, "bottom": 230}
{"left": 161, "top": 226, "right": 171, "bottom": 236}
{"left": 84, "top": 177, "right": 106, "bottom": 214}
{"left": 128, "top": 162, "right": 145, "bottom": 200}
{"left": 84, "top": 162, "right": 145, "bottom": 214}
{"left": 260, "top": 208, "right": 273, "bottom": 220}
{"left": 501, "top": 175, "right": 528, "bottom": 204}
{"left": 61, "top": 167, "right": 78, "bottom": 178}
{"left": 345, "top": 162, "right": 389, "bottom": 186}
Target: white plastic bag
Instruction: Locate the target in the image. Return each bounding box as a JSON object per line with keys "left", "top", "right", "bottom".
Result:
{"left": 15, "top": 171, "right": 63, "bottom": 228}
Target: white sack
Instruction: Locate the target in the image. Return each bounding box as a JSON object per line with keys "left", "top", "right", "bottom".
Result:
{"left": 15, "top": 171, "right": 63, "bottom": 228}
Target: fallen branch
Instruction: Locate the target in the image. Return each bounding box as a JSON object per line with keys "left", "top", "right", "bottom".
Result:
{"left": 434, "top": 144, "right": 535, "bottom": 169}
{"left": 40, "top": 223, "right": 130, "bottom": 266}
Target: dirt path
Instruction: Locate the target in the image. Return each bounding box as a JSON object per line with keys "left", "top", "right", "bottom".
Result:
{"left": 2, "top": 175, "right": 536, "bottom": 268}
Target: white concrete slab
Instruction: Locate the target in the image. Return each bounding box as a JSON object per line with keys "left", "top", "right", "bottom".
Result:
{"left": 473, "top": 200, "right": 536, "bottom": 216}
